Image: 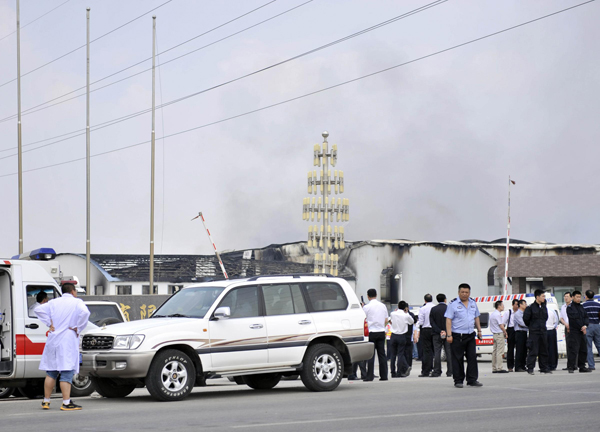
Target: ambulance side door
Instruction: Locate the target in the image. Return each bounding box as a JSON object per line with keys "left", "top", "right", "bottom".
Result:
{"left": 22, "top": 285, "right": 60, "bottom": 377}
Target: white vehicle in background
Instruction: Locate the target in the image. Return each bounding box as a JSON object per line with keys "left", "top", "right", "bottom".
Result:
{"left": 0, "top": 249, "right": 98, "bottom": 398}
{"left": 474, "top": 293, "right": 565, "bottom": 356}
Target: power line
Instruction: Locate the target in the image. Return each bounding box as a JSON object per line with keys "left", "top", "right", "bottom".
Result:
{"left": 0, "top": 0, "right": 71, "bottom": 43}
{"left": 0, "top": 0, "right": 305, "bottom": 125}
{"left": 1, "top": 0, "right": 593, "bottom": 179}
{"left": 0, "top": 0, "right": 173, "bottom": 90}
{"left": 0, "top": 0, "right": 446, "bottom": 156}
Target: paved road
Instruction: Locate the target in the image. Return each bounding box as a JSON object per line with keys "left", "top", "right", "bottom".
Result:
{"left": 2, "top": 359, "right": 599, "bottom": 432}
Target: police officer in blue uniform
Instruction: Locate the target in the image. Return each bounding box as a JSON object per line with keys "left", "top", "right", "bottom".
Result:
{"left": 444, "top": 283, "right": 483, "bottom": 388}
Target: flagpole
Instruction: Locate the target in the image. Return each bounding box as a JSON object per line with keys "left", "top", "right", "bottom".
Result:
{"left": 503, "top": 176, "right": 513, "bottom": 296}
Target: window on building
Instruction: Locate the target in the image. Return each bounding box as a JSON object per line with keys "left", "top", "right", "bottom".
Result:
{"left": 304, "top": 283, "right": 348, "bottom": 312}
{"left": 142, "top": 285, "right": 158, "bottom": 295}
{"left": 116, "top": 285, "right": 132, "bottom": 295}
{"left": 169, "top": 285, "right": 184, "bottom": 294}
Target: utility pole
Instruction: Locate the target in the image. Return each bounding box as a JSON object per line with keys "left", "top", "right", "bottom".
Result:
{"left": 503, "top": 176, "right": 515, "bottom": 296}
{"left": 149, "top": 16, "right": 156, "bottom": 293}
{"left": 16, "top": 0, "right": 23, "bottom": 254}
{"left": 303, "top": 132, "right": 350, "bottom": 275}
{"left": 86, "top": 7, "right": 91, "bottom": 295}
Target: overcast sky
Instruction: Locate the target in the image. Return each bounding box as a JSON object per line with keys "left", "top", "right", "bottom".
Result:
{"left": 0, "top": 0, "right": 598, "bottom": 257}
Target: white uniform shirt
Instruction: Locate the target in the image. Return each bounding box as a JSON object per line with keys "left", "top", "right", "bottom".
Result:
{"left": 560, "top": 304, "right": 569, "bottom": 325}
{"left": 416, "top": 302, "right": 435, "bottom": 332}
{"left": 490, "top": 310, "right": 505, "bottom": 334}
{"left": 390, "top": 310, "right": 414, "bottom": 335}
{"left": 363, "top": 298, "right": 388, "bottom": 332}
{"left": 28, "top": 302, "right": 42, "bottom": 317}
{"left": 546, "top": 309, "right": 558, "bottom": 330}
{"left": 35, "top": 293, "right": 90, "bottom": 373}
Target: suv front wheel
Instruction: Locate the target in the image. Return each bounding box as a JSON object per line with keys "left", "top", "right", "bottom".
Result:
{"left": 300, "top": 343, "right": 343, "bottom": 392}
{"left": 146, "top": 349, "right": 196, "bottom": 401}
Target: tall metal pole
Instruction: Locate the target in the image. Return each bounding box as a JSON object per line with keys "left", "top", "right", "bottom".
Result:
{"left": 322, "top": 132, "right": 329, "bottom": 262}
{"left": 86, "top": 7, "right": 91, "bottom": 295}
{"left": 149, "top": 16, "right": 156, "bottom": 293}
{"left": 16, "top": 0, "right": 23, "bottom": 254}
{"left": 503, "top": 176, "right": 512, "bottom": 296}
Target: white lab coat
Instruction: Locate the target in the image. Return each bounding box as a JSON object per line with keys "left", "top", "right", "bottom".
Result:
{"left": 35, "top": 293, "right": 90, "bottom": 373}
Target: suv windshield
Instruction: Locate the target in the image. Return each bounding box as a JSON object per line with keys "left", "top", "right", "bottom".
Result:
{"left": 152, "top": 287, "right": 224, "bottom": 319}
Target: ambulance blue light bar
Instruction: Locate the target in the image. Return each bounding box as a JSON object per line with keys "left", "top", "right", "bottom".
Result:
{"left": 11, "top": 248, "right": 57, "bottom": 261}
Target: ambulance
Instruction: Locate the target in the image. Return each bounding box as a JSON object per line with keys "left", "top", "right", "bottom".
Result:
{"left": 474, "top": 293, "right": 565, "bottom": 356}
{"left": 0, "top": 249, "right": 95, "bottom": 398}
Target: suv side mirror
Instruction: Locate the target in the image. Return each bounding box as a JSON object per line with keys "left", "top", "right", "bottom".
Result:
{"left": 214, "top": 307, "right": 231, "bottom": 320}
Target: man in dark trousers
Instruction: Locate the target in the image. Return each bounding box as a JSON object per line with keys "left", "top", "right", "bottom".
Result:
{"left": 414, "top": 294, "right": 435, "bottom": 377}
{"left": 566, "top": 290, "right": 592, "bottom": 373}
{"left": 430, "top": 293, "right": 452, "bottom": 378}
{"left": 505, "top": 299, "right": 519, "bottom": 372}
{"left": 513, "top": 300, "right": 528, "bottom": 372}
{"left": 362, "top": 289, "right": 389, "bottom": 381}
{"left": 445, "top": 283, "right": 483, "bottom": 388}
{"left": 523, "top": 289, "right": 551, "bottom": 375}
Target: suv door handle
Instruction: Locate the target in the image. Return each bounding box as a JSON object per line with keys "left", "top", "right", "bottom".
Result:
{"left": 25, "top": 323, "right": 39, "bottom": 329}
{"left": 249, "top": 324, "right": 263, "bottom": 329}
{"left": 298, "top": 320, "right": 312, "bottom": 325}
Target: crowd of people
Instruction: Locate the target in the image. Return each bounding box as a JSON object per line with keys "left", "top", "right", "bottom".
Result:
{"left": 350, "top": 285, "right": 600, "bottom": 388}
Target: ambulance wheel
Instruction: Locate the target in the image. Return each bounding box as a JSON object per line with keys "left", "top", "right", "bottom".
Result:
{"left": 71, "top": 374, "right": 95, "bottom": 397}
{"left": 0, "top": 387, "right": 15, "bottom": 398}
{"left": 92, "top": 378, "right": 136, "bottom": 398}
{"left": 18, "top": 384, "right": 44, "bottom": 399}
{"left": 146, "top": 349, "right": 196, "bottom": 401}
{"left": 300, "top": 343, "right": 343, "bottom": 392}
{"left": 243, "top": 373, "right": 281, "bottom": 390}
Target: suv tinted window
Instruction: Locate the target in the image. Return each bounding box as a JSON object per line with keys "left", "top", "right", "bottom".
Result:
{"left": 262, "top": 284, "right": 308, "bottom": 316}
{"left": 219, "top": 286, "right": 260, "bottom": 318}
{"left": 304, "top": 283, "right": 348, "bottom": 312}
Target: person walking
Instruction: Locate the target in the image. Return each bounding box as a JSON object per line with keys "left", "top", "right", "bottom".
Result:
{"left": 505, "top": 299, "right": 519, "bottom": 372}
{"left": 523, "top": 290, "right": 551, "bottom": 375}
{"left": 513, "top": 300, "right": 528, "bottom": 372}
{"left": 389, "top": 301, "right": 414, "bottom": 378}
{"left": 430, "top": 293, "right": 452, "bottom": 378}
{"left": 490, "top": 300, "right": 509, "bottom": 373}
{"left": 560, "top": 292, "right": 572, "bottom": 371}
{"left": 363, "top": 289, "right": 389, "bottom": 381}
{"left": 582, "top": 290, "right": 600, "bottom": 371}
{"left": 35, "top": 283, "right": 90, "bottom": 411}
{"left": 546, "top": 301, "right": 559, "bottom": 371}
{"left": 414, "top": 294, "right": 435, "bottom": 378}
{"left": 566, "top": 290, "right": 591, "bottom": 373}
{"left": 445, "top": 283, "right": 483, "bottom": 388}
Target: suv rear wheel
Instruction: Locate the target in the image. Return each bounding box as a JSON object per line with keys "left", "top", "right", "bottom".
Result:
{"left": 300, "top": 343, "right": 343, "bottom": 392}
{"left": 243, "top": 373, "right": 281, "bottom": 390}
{"left": 146, "top": 349, "right": 196, "bottom": 401}
{"left": 92, "top": 378, "right": 136, "bottom": 398}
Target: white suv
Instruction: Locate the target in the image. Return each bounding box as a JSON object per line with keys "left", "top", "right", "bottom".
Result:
{"left": 79, "top": 275, "right": 373, "bottom": 401}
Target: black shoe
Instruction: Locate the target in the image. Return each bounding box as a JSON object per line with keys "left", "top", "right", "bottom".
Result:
{"left": 454, "top": 383, "right": 464, "bottom": 388}
{"left": 362, "top": 378, "right": 374, "bottom": 382}
{"left": 589, "top": 367, "right": 595, "bottom": 370}
{"left": 379, "top": 378, "right": 388, "bottom": 381}
{"left": 406, "top": 367, "right": 411, "bottom": 377}
{"left": 446, "top": 373, "right": 452, "bottom": 377}
{"left": 60, "top": 401, "right": 82, "bottom": 411}
{"left": 390, "top": 373, "right": 397, "bottom": 378}
{"left": 430, "top": 373, "right": 441, "bottom": 377}
{"left": 579, "top": 368, "right": 592, "bottom": 373}
{"left": 418, "top": 374, "right": 429, "bottom": 377}
{"left": 562, "top": 367, "right": 569, "bottom": 371}
{"left": 497, "top": 370, "right": 509, "bottom": 374}
{"left": 492, "top": 371, "right": 498, "bottom": 374}
{"left": 515, "top": 369, "right": 526, "bottom": 372}
{"left": 527, "top": 370, "right": 534, "bottom": 375}
{"left": 347, "top": 375, "right": 358, "bottom": 380}
{"left": 467, "top": 381, "right": 483, "bottom": 387}
{"left": 399, "top": 373, "right": 408, "bottom": 378}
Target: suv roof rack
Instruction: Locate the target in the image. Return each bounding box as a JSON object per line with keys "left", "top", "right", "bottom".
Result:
{"left": 246, "top": 273, "right": 335, "bottom": 282}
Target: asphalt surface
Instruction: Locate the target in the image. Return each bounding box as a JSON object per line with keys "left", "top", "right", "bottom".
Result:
{"left": 1, "top": 358, "right": 599, "bottom": 432}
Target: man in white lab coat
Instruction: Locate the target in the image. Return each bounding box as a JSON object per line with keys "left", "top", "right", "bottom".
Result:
{"left": 36, "top": 283, "right": 90, "bottom": 411}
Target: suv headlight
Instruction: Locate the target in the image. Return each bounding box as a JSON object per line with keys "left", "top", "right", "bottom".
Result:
{"left": 113, "top": 335, "right": 145, "bottom": 350}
